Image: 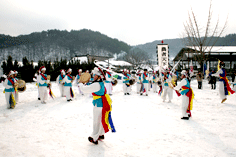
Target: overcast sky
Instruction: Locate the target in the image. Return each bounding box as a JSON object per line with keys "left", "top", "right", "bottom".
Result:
{"left": 0, "top": 0, "right": 235, "bottom": 46}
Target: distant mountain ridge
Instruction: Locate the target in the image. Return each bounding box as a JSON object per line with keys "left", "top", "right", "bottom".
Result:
{"left": 135, "top": 33, "right": 236, "bottom": 60}
{"left": 0, "top": 29, "right": 131, "bottom": 62}
{"left": 0, "top": 29, "right": 236, "bottom": 63}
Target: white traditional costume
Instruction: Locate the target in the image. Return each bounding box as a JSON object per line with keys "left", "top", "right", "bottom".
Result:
{"left": 79, "top": 67, "right": 115, "bottom": 144}
{"left": 174, "top": 70, "right": 194, "bottom": 120}
{"left": 161, "top": 70, "right": 173, "bottom": 102}
{"left": 123, "top": 69, "right": 131, "bottom": 95}
{"left": 136, "top": 72, "right": 142, "bottom": 94}
{"left": 61, "top": 68, "right": 74, "bottom": 101}
{"left": 212, "top": 62, "right": 235, "bottom": 103}
{"left": 56, "top": 69, "right": 66, "bottom": 97}
{"left": 152, "top": 71, "right": 158, "bottom": 93}
{"left": 38, "top": 66, "right": 49, "bottom": 104}
{"left": 74, "top": 69, "right": 84, "bottom": 96}
{"left": 141, "top": 69, "right": 149, "bottom": 96}
{"left": 3, "top": 71, "right": 16, "bottom": 109}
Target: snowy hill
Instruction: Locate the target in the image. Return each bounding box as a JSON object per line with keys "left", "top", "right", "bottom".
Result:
{"left": 0, "top": 80, "right": 236, "bottom": 156}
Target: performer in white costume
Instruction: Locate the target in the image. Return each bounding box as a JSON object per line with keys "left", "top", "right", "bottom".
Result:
{"left": 161, "top": 69, "right": 173, "bottom": 102}
{"left": 123, "top": 69, "right": 131, "bottom": 95}
{"left": 61, "top": 68, "right": 74, "bottom": 102}
{"left": 79, "top": 67, "right": 116, "bottom": 144}
{"left": 38, "top": 66, "right": 49, "bottom": 104}
{"left": 152, "top": 71, "right": 158, "bottom": 93}
{"left": 148, "top": 69, "right": 153, "bottom": 91}
{"left": 33, "top": 70, "right": 40, "bottom": 100}
{"left": 174, "top": 70, "right": 194, "bottom": 120}
{"left": 74, "top": 69, "right": 84, "bottom": 96}
{"left": 212, "top": 61, "right": 235, "bottom": 103}
{"left": 3, "top": 71, "right": 16, "bottom": 109}
{"left": 56, "top": 69, "right": 66, "bottom": 97}
{"left": 141, "top": 69, "right": 149, "bottom": 96}
{"left": 136, "top": 71, "right": 142, "bottom": 94}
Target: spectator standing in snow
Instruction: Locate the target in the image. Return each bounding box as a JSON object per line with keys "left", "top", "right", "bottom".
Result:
{"left": 209, "top": 69, "right": 217, "bottom": 90}
{"left": 196, "top": 71, "right": 203, "bottom": 89}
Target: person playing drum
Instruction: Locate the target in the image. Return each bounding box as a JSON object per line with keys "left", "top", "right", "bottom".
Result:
{"left": 13, "top": 70, "right": 19, "bottom": 103}
{"left": 79, "top": 67, "right": 116, "bottom": 144}
{"left": 3, "top": 71, "right": 16, "bottom": 109}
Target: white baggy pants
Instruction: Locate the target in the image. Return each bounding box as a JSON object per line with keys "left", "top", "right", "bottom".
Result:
{"left": 123, "top": 83, "right": 131, "bottom": 94}
{"left": 136, "top": 83, "right": 141, "bottom": 93}
{"left": 39, "top": 86, "right": 48, "bottom": 103}
{"left": 162, "top": 86, "right": 173, "bottom": 101}
{"left": 143, "top": 83, "right": 149, "bottom": 95}
{"left": 5, "top": 92, "right": 15, "bottom": 108}
{"left": 58, "top": 84, "right": 65, "bottom": 97}
{"left": 219, "top": 81, "right": 227, "bottom": 100}
{"left": 91, "top": 106, "right": 105, "bottom": 141}
{"left": 64, "top": 86, "right": 72, "bottom": 100}
{"left": 181, "top": 95, "right": 189, "bottom": 118}
{"left": 153, "top": 83, "right": 158, "bottom": 93}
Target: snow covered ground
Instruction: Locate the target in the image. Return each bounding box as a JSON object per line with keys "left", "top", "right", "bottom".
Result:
{"left": 0, "top": 79, "right": 236, "bottom": 157}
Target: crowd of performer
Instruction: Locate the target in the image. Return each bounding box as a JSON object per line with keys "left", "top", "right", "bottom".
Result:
{"left": 2, "top": 61, "right": 236, "bottom": 144}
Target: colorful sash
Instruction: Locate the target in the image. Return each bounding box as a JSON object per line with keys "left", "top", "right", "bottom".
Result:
{"left": 67, "top": 74, "right": 73, "bottom": 80}
{"left": 143, "top": 73, "right": 148, "bottom": 78}
{"left": 219, "top": 69, "right": 235, "bottom": 95}
{"left": 70, "top": 87, "right": 74, "bottom": 98}
{"left": 181, "top": 86, "right": 194, "bottom": 117}
{"left": 9, "top": 93, "right": 16, "bottom": 109}
{"left": 92, "top": 90, "right": 116, "bottom": 133}
{"left": 40, "top": 74, "right": 47, "bottom": 80}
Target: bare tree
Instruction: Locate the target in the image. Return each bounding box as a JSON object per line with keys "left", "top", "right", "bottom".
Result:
{"left": 182, "top": 0, "right": 228, "bottom": 70}
{"left": 123, "top": 48, "right": 152, "bottom": 68}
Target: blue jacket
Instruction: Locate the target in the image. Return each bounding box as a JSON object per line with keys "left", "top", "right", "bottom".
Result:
{"left": 92, "top": 82, "right": 105, "bottom": 107}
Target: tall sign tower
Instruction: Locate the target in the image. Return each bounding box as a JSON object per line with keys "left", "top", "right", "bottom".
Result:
{"left": 156, "top": 40, "right": 169, "bottom": 70}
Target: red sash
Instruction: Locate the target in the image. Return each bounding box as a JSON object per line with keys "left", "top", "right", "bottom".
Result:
{"left": 124, "top": 73, "right": 129, "bottom": 78}
{"left": 8, "top": 78, "right": 15, "bottom": 86}
{"left": 106, "top": 71, "right": 111, "bottom": 76}
{"left": 67, "top": 74, "right": 72, "bottom": 80}
{"left": 40, "top": 74, "right": 47, "bottom": 80}
{"left": 61, "top": 74, "right": 64, "bottom": 79}
{"left": 143, "top": 73, "right": 148, "bottom": 77}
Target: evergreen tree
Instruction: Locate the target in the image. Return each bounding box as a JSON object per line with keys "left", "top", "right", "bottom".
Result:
{"left": 6, "top": 55, "right": 14, "bottom": 73}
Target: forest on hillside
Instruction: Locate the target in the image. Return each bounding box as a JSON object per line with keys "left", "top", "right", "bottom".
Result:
{"left": 0, "top": 29, "right": 131, "bottom": 62}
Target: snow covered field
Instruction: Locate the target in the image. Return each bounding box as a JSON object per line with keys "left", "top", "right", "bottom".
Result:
{"left": 1, "top": 79, "right": 236, "bottom": 157}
